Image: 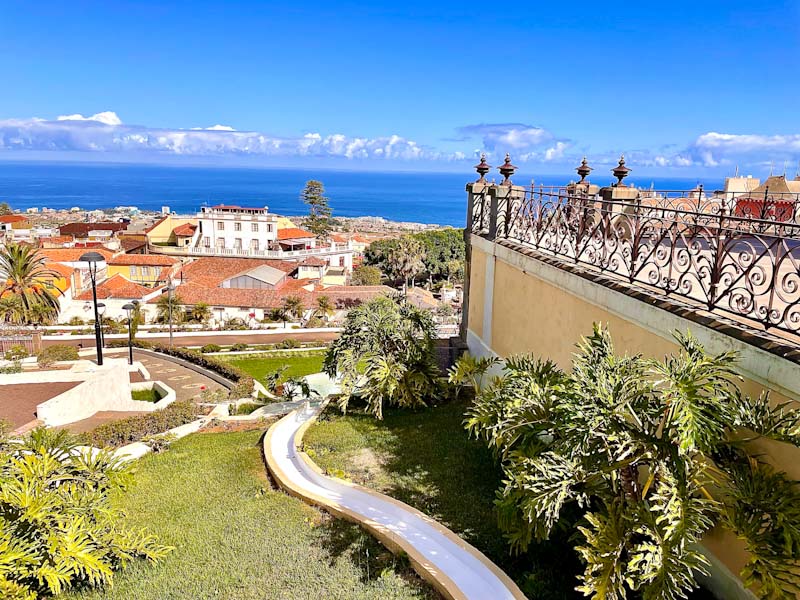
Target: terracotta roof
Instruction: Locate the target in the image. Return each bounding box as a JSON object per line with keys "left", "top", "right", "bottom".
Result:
{"left": 59, "top": 222, "right": 127, "bottom": 237}
{"left": 75, "top": 274, "right": 159, "bottom": 300}
{"left": 173, "top": 223, "right": 197, "bottom": 237}
{"left": 150, "top": 281, "right": 394, "bottom": 310}
{"left": 107, "top": 254, "right": 179, "bottom": 266}
{"left": 299, "top": 256, "right": 327, "bottom": 267}
{"left": 0, "top": 215, "right": 28, "bottom": 224}
{"left": 277, "top": 227, "right": 315, "bottom": 240}
{"left": 120, "top": 238, "right": 147, "bottom": 252}
{"left": 330, "top": 233, "right": 348, "bottom": 243}
{"left": 38, "top": 248, "right": 115, "bottom": 263}
{"left": 179, "top": 257, "right": 298, "bottom": 288}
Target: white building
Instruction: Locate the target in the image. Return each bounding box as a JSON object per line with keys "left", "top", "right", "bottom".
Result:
{"left": 197, "top": 204, "right": 279, "bottom": 252}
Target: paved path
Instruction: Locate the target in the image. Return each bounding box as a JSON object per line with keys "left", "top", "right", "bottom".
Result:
{"left": 263, "top": 401, "right": 525, "bottom": 600}
{"left": 132, "top": 351, "right": 224, "bottom": 401}
{"left": 0, "top": 382, "right": 79, "bottom": 429}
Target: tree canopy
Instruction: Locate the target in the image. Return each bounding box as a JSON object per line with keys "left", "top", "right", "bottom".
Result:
{"left": 350, "top": 265, "right": 382, "bottom": 286}
{"left": 457, "top": 325, "right": 800, "bottom": 600}
{"left": 0, "top": 243, "right": 61, "bottom": 325}
{"left": 301, "top": 180, "right": 333, "bottom": 240}
{"left": 364, "top": 228, "right": 464, "bottom": 286}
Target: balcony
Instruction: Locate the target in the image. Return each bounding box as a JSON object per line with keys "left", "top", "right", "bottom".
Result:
{"left": 148, "top": 241, "right": 353, "bottom": 259}
{"left": 469, "top": 181, "right": 800, "bottom": 343}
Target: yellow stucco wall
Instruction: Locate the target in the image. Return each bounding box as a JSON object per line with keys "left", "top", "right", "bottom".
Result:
{"left": 106, "top": 264, "right": 162, "bottom": 285}
{"left": 146, "top": 215, "right": 196, "bottom": 244}
{"left": 468, "top": 242, "right": 800, "bottom": 584}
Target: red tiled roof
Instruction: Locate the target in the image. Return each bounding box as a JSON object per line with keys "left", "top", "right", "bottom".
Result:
{"left": 76, "top": 274, "right": 159, "bottom": 300}
{"left": 38, "top": 248, "right": 115, "bottom": 263}
{"left": 107, "top": 254, "right": 179, "bottom": 266}
{"left": 0, "top": 215, "right": 28, "bottom": 224}
{"left": 120, "top": 238, "right": 147, "bottom": 252}
{"left": 277, "top": 227, "right": 315, "bottom": 240}
{"left": 60, "top": 222, "right": 128, "bottom": 237}
{"left": 299, "top": 256, "right": 327, "bottom": 267}
{"left": 173, "top": 223, "right": 197, "bottom": 237}
{"left": 178, "top": 257, "right": 298, "bottom": 288}
{"left": 150, "top": 281, "right": 394, "bottom": 310}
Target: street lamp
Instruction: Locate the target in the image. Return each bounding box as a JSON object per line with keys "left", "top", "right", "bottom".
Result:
{"left": 96, "top": 302, "right": 106, "bottom": 349}
{"left": 80, "top": 251, "right": 105, "bottom": 365}
{"left": 122, "top": 301, "right": 137, "bottom": 365}
{"left": 164, "top": 282, "right": 175, "bottom": 349}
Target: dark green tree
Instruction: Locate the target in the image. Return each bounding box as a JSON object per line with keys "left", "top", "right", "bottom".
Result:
{"left": 0, "top": 202, "right": 12, "bottom": 216}
{"left": 351, "top": 265, "right": 382, "bottom": 286}
{"left": 301, "top": 180, "right": 333, "bottom": 240}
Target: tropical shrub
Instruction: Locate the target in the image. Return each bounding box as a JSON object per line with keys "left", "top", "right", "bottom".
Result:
{"left": 4, "top": 344, "right": 28, "bottom": 360}
{"left": 82, "top": 399, "right": 198, "bottom": 448}
{"left": 201, "top": 343, "right": 222, "bottom": 353}
{"left": 67, "top": 316, "right": 85, "bottom": 326}
{"left": 36, "top": 344, "right": 79, "bottom": 367}
{"left": 462, "top": 325, "right": 800, "bottom": 600}
{"left": 230, "top": 342, "right": 248, "bottom": 352}
{"left": 0, "top": 428, "right": 171, "bottom": 597}
{"left": 324, "top": 296, "right": 440, "bottom": 419}
{"left": 230, "top": 402, "right": 263, "bottom": 416}
{"left": 0, "top": 361, "right": 22, "bottom": 374}
{"left": 351, "top": 264, "right": 382, "bottom": 286}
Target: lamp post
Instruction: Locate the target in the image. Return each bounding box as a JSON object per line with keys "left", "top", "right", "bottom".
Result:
{"left": 122, "top": 302, "right": 136, "bottom": 365}
{"left": 165, "top": 282, "right": 175, "bottom": 349}
{"left": 97, "top": 302, "right": 106, "bottom": 349}
{"left": 80, "top": 251, "right": 105, "bottom": 365}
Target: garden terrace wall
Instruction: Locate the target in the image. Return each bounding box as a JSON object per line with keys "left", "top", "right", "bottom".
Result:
{"left": 464, "top": 231, "right": 800, "bottom": 599}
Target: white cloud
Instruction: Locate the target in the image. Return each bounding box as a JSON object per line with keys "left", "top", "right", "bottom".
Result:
{"left": 0, "top": 112, "right": 444, "bottom": 161}
{"left": 457, "top": 123, "right": 555, "bottom": 151}
{"left": 544, "top": 141, "right": 569, "bottom": 161}
{"left": 56, "top": 111, "right": 123, "bottom": 126}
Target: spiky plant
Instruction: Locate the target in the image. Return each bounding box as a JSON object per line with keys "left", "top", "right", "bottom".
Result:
{"left": 0, "top": 243, "right": 61, "bottom": 324}
{"left": 324, "top": 296, "right": 440, "bottom": 419}
{"left": 0, "top": 427, "right": 172, "bottom": 597}
{"left": 463, "top": 325, "right": 800, "bottom": 600}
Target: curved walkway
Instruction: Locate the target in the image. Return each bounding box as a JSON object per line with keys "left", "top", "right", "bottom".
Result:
{"left": 263, "top": 401, "right": 526, "bottom": 600}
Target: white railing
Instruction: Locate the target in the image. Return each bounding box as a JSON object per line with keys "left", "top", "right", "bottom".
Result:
{"left": 149, "top": 242, "right": 352, "bottom": 259}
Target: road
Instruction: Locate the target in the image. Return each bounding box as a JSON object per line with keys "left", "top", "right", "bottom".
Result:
{"left": 42, "top": 330, "right": 340, "bottom": 349}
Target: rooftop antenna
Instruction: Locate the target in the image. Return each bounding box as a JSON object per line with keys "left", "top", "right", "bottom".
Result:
{"left": 796, "top": 160, "right": 800, "bottom": 179}
{"left": 783, "top": 160, "right": 788, "bottom": 177}
{"left": 769, "top": 161, "right": 774, "bottom": 176}
{"left": 734, "top": 165, "right": 739, "bottom": 177}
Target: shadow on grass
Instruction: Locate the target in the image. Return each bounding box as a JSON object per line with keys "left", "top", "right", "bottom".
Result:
{"left": 314, "top": 398, "right": 585, "bottom": 599}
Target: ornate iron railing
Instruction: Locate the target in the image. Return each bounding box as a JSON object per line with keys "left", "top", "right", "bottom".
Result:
{"left": 469, "top": 184, "right": 800, "bottom": 335}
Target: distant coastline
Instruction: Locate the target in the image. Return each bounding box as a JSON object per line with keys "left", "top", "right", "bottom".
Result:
{"left": 0, "top": 161, "right": 725, "bottom": 229}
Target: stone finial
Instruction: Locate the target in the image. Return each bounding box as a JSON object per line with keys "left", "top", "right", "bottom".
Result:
{"left": 474, "top": 153, "right": 491, "bottom": 181}
{"left": 498, "top": 153, "right": 517, "bottom": 185}
{"left": 576, "top": 157, "right": 592, "bottom": 183}
{"left": 612, "top": 154, "right": 631, "bottom": 187}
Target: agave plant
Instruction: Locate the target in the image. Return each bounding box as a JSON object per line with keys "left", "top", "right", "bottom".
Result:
{"left": 0, "top": 427, "right": 172, "bottom": 597}
{"left": 462, "top": 325, "right": 800, "bottom": 600}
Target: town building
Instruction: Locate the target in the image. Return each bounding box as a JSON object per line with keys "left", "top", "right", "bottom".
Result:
{"left": 197, "top": 205, "right": 278, "bottom": 252}
{"left": 106, "top": 254, "right": 181, "bottom": 286}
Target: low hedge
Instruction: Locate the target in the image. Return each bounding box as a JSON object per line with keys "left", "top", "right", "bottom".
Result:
{"left": 106, "top": 339, "right": 255, "bottom": 399}
{"left": 82, "top": 399, "right": 199, "bottom": 448}
{"left": 37, "top": 344, "right": 79, "bottom": 367}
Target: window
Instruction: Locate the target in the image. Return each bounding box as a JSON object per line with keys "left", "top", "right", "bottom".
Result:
{"left": 217, "top": 221, "right": 224, "bottom": 230}
{"left": 130, "top": 266, "right": 138, "bottom": 277}
{"left": 203, "top": 236, "right": 210, "bottom": 247}
{"left": 251, "top": 223, "right": 258, "bottom": 232}
{"left": 250, "top": 239, "right": 259, "bottom": 251}
{"left": 267, "top": 224, "right": 273, "bottom": 233}
{"left": 234, "top": 222, "right": 242, "bottom": 231}
{"left": 234, "top": 238, "right": 242, "bottom": 249}
{"left": 339, "top": 256, "right": 345, "bottom": 267}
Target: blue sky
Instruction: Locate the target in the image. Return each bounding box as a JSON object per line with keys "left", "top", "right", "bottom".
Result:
{"left": 0, "top": 0, "right": 798, "bottom": 176}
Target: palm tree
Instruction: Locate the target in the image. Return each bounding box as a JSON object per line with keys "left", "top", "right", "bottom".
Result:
{"left": 0, "top": 295, "right": 23, "bottom": 325}
{"left": 0, "top": 243, "right": 61, "bottom": 324}
{"left": 282, "top": 295, "right": 305, "bottom": 323}
{"left": 190, "top": 302, "right": 211, "bottom": 325}
{"left": 156, "top": 292, "right": 184, "bottom": 324}
{"left": 314, "top": 295, "right": 334, "bottom": 323}
{"left": 387, "top": 237, "right": 425, "bottom": 292}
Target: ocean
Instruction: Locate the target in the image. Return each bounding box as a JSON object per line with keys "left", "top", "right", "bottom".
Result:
{"left": 0, "top": 161, "right": 723, "bottom": 227}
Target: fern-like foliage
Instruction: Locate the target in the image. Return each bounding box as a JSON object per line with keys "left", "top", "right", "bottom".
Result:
{"left": 0, "top": 427, "right": 172, "bottom": 597}
{"left": 464, "top": 324, "right": 800, "bottom": 600}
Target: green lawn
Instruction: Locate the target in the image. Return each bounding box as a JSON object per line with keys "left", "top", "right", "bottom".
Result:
{"left": 131, "top": 388, "right": 163, "bottom": 402}
{"left": 304, "top": 400, "right": 584, "bottom": 600}
{"left": 221, "top": 350, "right": 326, "bottom": 383}
{"left": 67, "top": 429, "right": 434, "bottom": 600}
